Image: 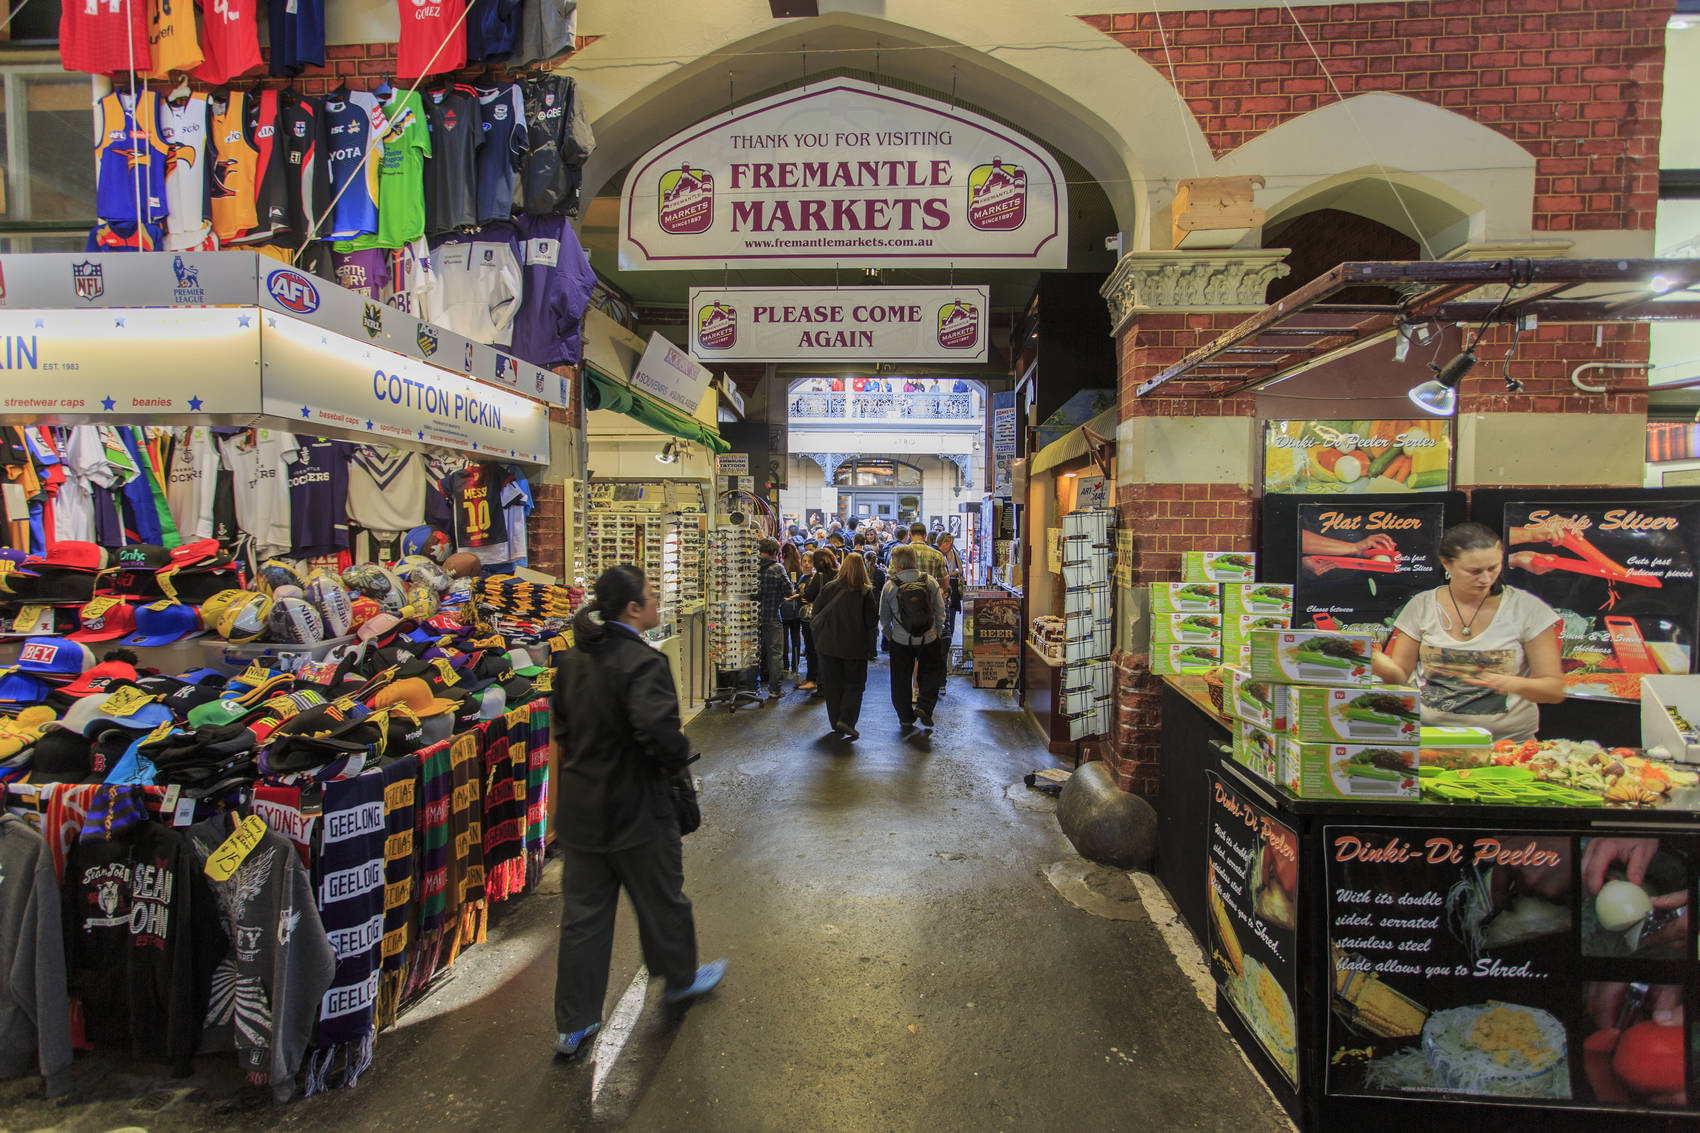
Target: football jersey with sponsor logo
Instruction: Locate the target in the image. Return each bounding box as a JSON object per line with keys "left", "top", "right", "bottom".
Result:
{"left": 286, "top": 439, "right": 354, "bottom": 556}
{"left": 424, "top": 85, "right": 483, "bottom": 235}
{"left": 231, "top": 89, "right": 288, "bottom": 244}
{"left": 345, "top": 90, "right": 430, "bottom": 251}
{"left": 277, "top": 93, "right": 327, "bottom": 246}
{"left": 166, "top": 425, "right": 221, "bottom": 541}
{"left": 511, "top": 212, "right": 595, "bottom": 368}
{"left": 208, "top": 91, "right": 258, "bottom": 242}
{"left": 195, "top": 0, "right": 263, "bottom": 85}
{"left": 322, "top": 90, "right": 381, "bottom": 243}
{"left": 60, "top": 0, "right": 150, "bottom": 75}
{"left": 396, "top": 0, "right": 467, "bottom": 80}
{"left": 161, "top": 94, "right": 213, "bottom": 251}
{"left": 219, "top": 428, "right": 297, "bottom": 550}
{"left": 94, "top": 91, "right": 170, "bottom": 225}
{"left": 474, "top": 84, "right": 527, "bottom": 223}
{"left": 347, "top": 447, "right": 425, "bottom": 535}
{"left": 518, "top": 74, "right": 590, "bottom": 216}
{"left": 269, "top": 0, "right": 326, "bottom": 77}
{"left": 147, "top": 0, "right": 204, "bottom": 76}
{"left": 333, "top": 249, "right": 390, "bottom": 299}
{"left": 445, "top": 465, "right": 510, "bottom": 563}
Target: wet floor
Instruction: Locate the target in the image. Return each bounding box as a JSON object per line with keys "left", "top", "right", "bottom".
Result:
{"left": 1, "top": 660, "right": 1293, "bottom": 1132}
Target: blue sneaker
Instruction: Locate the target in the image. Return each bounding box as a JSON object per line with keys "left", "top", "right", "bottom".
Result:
{"left": 662, "top": 959, "right": 727, "bottom": 1007}
{"left": 554, "top": 1021, "right": 601, "bottom": 1058}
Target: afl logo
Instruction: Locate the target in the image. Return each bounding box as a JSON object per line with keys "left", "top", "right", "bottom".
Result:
{"left": 696, "top": 302, "right": 736, "bottom": 350}
{"left": 658, "top": 163, "right": 714, "bottom": 235}
{"left": 267, "top": 269, "right": 320, "bottom": 314}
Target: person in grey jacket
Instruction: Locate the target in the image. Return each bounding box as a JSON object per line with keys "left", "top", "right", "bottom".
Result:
{"left": 880, "top": 544, "right": 948, "bottom": 730}
{"left": 0, "top": 815, "right": 70, "bottom": 1097}
{"left": 809, "top": 552, "right": 880, "bottom": 740}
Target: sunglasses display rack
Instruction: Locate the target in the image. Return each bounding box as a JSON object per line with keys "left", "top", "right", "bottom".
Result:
{"left": 1060, "top": 508, "right": 1115, "bottom": 741}
{"left": 706, "top": 525, "right": 759, "bottom": 671}
{"left": 663, "top": 515, "right": 707, "bottom": 614}
{"left": 567, "top": 479, "right": 588, "bottom": 591}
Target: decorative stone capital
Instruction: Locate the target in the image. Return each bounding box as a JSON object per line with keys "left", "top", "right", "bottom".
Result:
{"left": 1099, "top": 249, "right": 1291, "bottom": 336}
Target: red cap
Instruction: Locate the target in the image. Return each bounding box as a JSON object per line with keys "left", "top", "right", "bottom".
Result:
{"left": 61, "top": 660, "right": 141, "bottom": 698}
{"left": 25, "top": 541, "right": 109, "bottom": 572}
{"left": 169, "top": 538, "right": 222, "bottom": 568}
{"left": 67, "top": 598, "right": 138, "bottom": 642}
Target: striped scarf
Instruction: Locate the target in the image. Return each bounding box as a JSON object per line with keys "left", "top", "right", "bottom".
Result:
{"left": 445, "top": 728, "right": 486, "bottom": 963}
{"left": 524, "top": 701, "right": 550, "bottom": 887}
{"left": 375, "top": 756, "right": 418, "bottom": 1031}
{"left": 405, "top": 738, "right": 454, "bottom": 1001}
{"left": 481, "top": 708, "right": 528, "bottom": 901}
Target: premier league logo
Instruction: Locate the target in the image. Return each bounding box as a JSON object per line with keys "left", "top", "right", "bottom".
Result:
{"left": 73, "top": 261, "right": 105, "bottom": 301}
{"left": 417, "top": 324, "right": 439, "bottom": 357}
{"left": 658, "top": 163, "right": 714, "bottom": 234}
{"left": 696, "top": 301, "right": 736, "bottom": 350}
{"left": 966, "top": 158, "right": 1027, "bottom": 231}
{"left": 362, "top": 302, "right": 383, "bottom": 338}
{"left": 171, "top": 255, "right": 205, "bottom": 303}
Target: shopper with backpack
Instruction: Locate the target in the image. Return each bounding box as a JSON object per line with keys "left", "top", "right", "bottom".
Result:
{"left": 880, "top": 543, "right": 947, "bottom": 729}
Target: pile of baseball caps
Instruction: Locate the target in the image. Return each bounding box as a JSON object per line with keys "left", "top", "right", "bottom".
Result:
{"left": 0, "top": 612, "right": 552, "bottom": 793}
{"left": 473, "top": 575, "right": 584, "bottom": 623}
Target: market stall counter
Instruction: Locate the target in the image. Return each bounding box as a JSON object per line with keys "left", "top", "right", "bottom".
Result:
{"left": 1156, "top": 677, "right": 1700, "bottom": 1132}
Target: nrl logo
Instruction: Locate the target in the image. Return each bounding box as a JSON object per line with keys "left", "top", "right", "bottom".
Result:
{"left": 362, "top": 302, "right": 383, "bottom": 338}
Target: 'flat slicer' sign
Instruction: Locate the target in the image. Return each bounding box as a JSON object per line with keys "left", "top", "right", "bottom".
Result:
{"left": 620, "top": 78, "right": 1068, "bottom": 270}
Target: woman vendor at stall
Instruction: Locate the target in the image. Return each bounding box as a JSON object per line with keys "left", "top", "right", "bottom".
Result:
{"left": 1370, "top": 521, "right": 1566, "bottom": 741}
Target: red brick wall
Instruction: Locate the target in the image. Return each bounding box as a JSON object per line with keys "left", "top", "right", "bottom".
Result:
{"left": 1458, "top": 322, "right": 1649, "bottom": 414}
{"left": 1080, "top": 0, "right": 1669, "bottom": 232}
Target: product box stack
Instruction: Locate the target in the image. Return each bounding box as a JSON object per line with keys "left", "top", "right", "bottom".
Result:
{"left": 1149, "top": 582, "right": 1221, "bottom": 675}
{"left": 1221, "top": 580, "right": 1293, "bottom": 668}
{"left": 1149, "top": 554, "right": 1293, "bottom": 675}
{"left": 1223, "top": 627, "right": 1423, "bottom": 800}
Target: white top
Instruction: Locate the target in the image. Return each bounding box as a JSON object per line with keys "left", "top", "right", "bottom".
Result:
{"left": 166, "top": 425, "right": 220, "bottom": 540}
{"left": 346, "top": 446, "right": 425, "bottom": 535}
{"left": 1393, "top": 585, "right": 1561, "bottom": 741}
{"left": 161, "top": 95, "right": 211, "bottom": 250}
{"left": 219, "top": 428, "right": 298, "bottom": 551}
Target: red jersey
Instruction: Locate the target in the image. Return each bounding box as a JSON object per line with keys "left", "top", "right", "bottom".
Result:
{"left": 195, "top": 0, "right": 262, "bottom": 85}
{"left": 396, "top": 0, "right": 467, "bottom": 80}
{"left": 60, "top": 0, "right": 150, "bottom": 75}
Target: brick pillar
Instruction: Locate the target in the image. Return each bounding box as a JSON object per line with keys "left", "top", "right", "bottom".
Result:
{"left": 1098, "top": 252, "right": 1289, "bottom": 797}
{"left": 525, "top": 368, "right": 584, "bottom": 582}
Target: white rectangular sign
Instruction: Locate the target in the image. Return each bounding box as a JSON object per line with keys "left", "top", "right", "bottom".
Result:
{"left": 621, "top": 78, "right": 1067, "bottom": 270}
{"left": 716, "top": 452, "right": 749, "bottom": 475}
{"left": 688, "top": 286, "right": 989, "bottom": 363}
{"left": 630, "top": 332, "right": 714, "bottom": 414}
{"left": 261, "top": 314, "right": 550, "bottom": 464}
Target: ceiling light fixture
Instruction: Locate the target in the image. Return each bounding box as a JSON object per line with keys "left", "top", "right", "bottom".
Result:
{"left": 1409, "top": 349, "right": 1477, "bottom": 416}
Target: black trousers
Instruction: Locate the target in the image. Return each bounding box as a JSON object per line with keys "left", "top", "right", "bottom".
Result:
{"left": 889, "top": 639, "right": 945, "bottom": 723}
{"left": 782, "top": 618, "right": 803, "bottom": 669}
{"left": 555, "top": 831, "right": 697, "bottom": 1034}
{"left": 801, "top": 622, "right": 819, "bottom": 683}
{"left": 818, "top": 655, "right": 869, "bottom": 729}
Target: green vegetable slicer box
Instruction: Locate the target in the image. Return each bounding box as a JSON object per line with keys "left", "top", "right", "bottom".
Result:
{"left": 1247, "top": 628, "right": 1374, "bottom": 686}
{"left": 1223, "top": 665, "right": 1290, "bottom": 733}
{"left": 1181, "top": 551, "right": 1257, "bottom": 583}
{"left": 1232, "top": 720, "right": 1280, "bottom": 784}
{"left": 1640, "top": 675, "right": 1700, "bottom": 765}
{"left": 1151, "top": 610, "right": 1224, "bottom": 645}
{"left": 1289, "top": 684, "right": 1419, "bottom": 743}
{"left": 1419, "top": 725, "right": 1493, "bottom": 749}
{"left": 1222, "top": 583, "right": 1293, "bottom": 617}
{"left": 1149, "top": 582, "right": 1220, "bottom": 615}
{"left": 1150, "top": 641, "right": 1222, "bottom": 675}
{"left": 1278, "top": 736, "right": 1419, "bottom": 800}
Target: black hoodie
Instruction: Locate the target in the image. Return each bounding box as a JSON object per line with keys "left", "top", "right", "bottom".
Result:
{"left": 551, "top": 615, "right": 692, "bottom": 851}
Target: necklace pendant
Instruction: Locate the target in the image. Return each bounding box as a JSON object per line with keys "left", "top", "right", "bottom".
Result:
{"left": 1462, "top": 628, "right": 1472, "bottom": 638}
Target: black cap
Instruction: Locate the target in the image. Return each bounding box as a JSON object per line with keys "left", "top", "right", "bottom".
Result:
{"left": 26, "top": 727, "right": 95, "bottom": 783}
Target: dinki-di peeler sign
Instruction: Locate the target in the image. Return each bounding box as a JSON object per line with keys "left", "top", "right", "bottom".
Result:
{"left": 619, "top": 78, "right": 1068, "bottom": 270}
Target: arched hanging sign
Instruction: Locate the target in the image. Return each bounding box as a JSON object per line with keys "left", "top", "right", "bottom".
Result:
{"left": 619, "top": 78, "right": 1068, "bottom": 270}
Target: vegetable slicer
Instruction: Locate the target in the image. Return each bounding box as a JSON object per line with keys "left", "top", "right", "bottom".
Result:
{"left": 1522, "top": 553, "right": 1662, "bottom": 588}
{"left": 1603, "top": 616, "right": 1660, "bottom": 674}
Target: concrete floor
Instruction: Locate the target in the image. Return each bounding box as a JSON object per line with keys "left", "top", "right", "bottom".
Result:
{"left": 0, "top": 662, "right": 1293, "bottom": 1132}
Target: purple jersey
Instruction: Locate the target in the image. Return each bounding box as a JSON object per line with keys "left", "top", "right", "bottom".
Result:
{"left": 333, "top": 248, "right": 391, "bottom": 298}
{"left": 511, "top": 212, "right": 596, "bottom": 368}
{"left": 287, "top": 439, "right": 354, "bottom": 555}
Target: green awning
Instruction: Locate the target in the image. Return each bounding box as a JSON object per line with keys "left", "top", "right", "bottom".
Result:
{"left": 584, "top": 364, "right": 729, "bottom": 453}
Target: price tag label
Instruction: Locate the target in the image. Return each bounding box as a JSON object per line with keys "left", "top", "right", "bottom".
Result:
{"left": 161, "top": 784, "right": 181, "bottom": 813}
{"left": 203, "top": 814, "right": 268, "bottom": 881}
{"left": 81, "top": 595, "right": 121, "bottom": 619}
{"left": 173, "top": 797, "right": 197, "bottom": 827}
{"left": 10, "top": 605, "right": 53, "bottom": 634}
{"left": 98, "top": 686, "right": 157, "bottom": 719}
{"left": 431, "top": 658, "right": 462, "bottom": 687}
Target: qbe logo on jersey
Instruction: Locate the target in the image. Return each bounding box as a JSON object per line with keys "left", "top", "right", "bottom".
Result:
{"left": 267, "top": 268, "right": 320, "bottom": 314}
{"left": 696, "top": 302, "right": 736, "bottom": 350}
{"left": 658, "top": 163, "right": 714, "bottom": 234}
{"left": 936, "top": 299, "right": 979, "bottom": 351}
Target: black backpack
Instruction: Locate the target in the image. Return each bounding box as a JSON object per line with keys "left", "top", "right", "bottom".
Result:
{"left": 896, "top": 577, "right": 934, "bottom": 636}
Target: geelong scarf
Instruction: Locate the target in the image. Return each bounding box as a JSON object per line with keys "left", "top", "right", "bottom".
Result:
{"left": 376, "top": 755, "right": 418, "bottom": 1031}
{"left": 406, "top": 738, "right": 454, "bottom": 1001}
{"left": 445, "top": 728, "right": 486, "bottom": 963}
{"left": 524, "top": 701, "right": 550, "bottom": 887}
{"left": 304, "top": 770, "right": 386, "bottom": 1095}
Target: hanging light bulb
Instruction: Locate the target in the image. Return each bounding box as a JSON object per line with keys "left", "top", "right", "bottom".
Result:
{"left": 656, "top": 440, "right": 679, "bottom": 464}
{"left": 1408, "top": 349, "right": 1476, "bottom": 416}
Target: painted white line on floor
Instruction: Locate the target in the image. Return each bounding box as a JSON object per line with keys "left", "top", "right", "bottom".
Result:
{"left": 591, "top": 967, "right": 649, "bottom": 1104}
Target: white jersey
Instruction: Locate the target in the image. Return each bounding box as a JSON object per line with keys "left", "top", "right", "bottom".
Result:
{"left": 161, "top": 94, "right": 213, "bottom": 251}
{"left": 422, "top": 236, "right": 523, "bottom": 346}
{"left": 219, "top": 427, "right": 298, "bottom": 551}
{"left": 385, "top": 237, "right": 439, "bottom": 318}
{"left": 346, "top": 446, "right": 425, "bottom": 534}
{"left": 166, "top": 425, "right": 220, "bottom": 540}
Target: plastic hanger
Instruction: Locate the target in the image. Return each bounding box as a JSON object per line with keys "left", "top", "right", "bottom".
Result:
{"left": 168, "top": 76, "right": 192, "bottom": 103}
{"left": 375, "top": 74, "right": 394, "bottom": 99}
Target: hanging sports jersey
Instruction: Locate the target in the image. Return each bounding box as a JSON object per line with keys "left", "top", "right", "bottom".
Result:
{"left": 87, "top": 220, "right": 164, "bottom": 252}
{"left": 234, "top": 90, "right": 289, "bottom": 244}
{"left": 147, "top": 0, "right": 204, "bottom": 76}
{"left": 208, "top": 91, "right": 258, "bottom": 243}
{"left": 219, "top": 427, "right": 297, "bottom": 549}
{"left": 160, "top": 94, "right": 212, "bottom": 251}
{"left": 423, "top": 226, "right": 522, "bottom": 346}
{"left": 519, "top": 75, "right": 591, "bottom": 216}
{"left": 519, "top": 0, "right": 576, "bottom": 65}
{"left": 196, "top": 0, "right": 262, "bottom": 84}
{"left": 424, "top": 85, "right": 483, "bottom": 235}
{"left": 347, "top": 447, "right": 425, "bottom": 534}
{"left": 269, "top": 0, "right": 326, "bottom": 77}
{"left": 277, "top": 93, "right": 327, "bottom": 246}
{"left": 345, "top": 90, "right": 430, "bottom": 251}
{"left": 166, "top": 425, "right": 220, "bottom": 540}
{"left": 385, "top": 238, "right": 439, "bottom": 316}
{"left": 60, "top": 0, "right": 150, "bottom": 75}
{"left": 445, "top": 464, "right": 510, "bottom": 562}
{"left": 286, "top": 439, "right": 353, "bottom": 556}
{"left": 396, "top": 0, "right": 467, "bottom": 80}
{"left": 467, "top": 0, "right": 521, "bottom": 62}
{"left": 511, "top": 212, "right": 596, "bottom": 368}
{"left": 322, "top": 90, "right": 381, "bottom": 243}
{"left": 333, "top": 249, "right": 390, "bottom": 298}
{"left": 94, "top": 91, "right": 170, "bottom": 226}
{"left": 474, "top": 84, "right": 527, "bottom": 224}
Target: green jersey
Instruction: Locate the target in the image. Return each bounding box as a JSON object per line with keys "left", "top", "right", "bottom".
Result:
{"left": 340, "top": 90, "right": 430, "bottom": 251}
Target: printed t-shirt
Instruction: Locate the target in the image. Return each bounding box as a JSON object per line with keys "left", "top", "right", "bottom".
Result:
{"left": 195, "top": 0, "right": 262, "bottom": 85}
{"left": 166, "top": 425, "right": 220, "bottom": 541}
{"left": 333, "top": 249, "right": 390, "bottom": 298}
{"left": 322, "top": 91, "right": 381, "bottom": 243}
{"left": 94, "top": 91, "right": 169, "bottom": 225}
{"left": 347, "top": 447, "right": 425, "bottom": 535}
{"left": 474, "top": 84, "right": 527, "bottom": 224}
{"left": 219, "top": 428, "right": 298, "bottom": 550}
{"left": 344, "top": 90, "right": 430, "bottom": 251}
{"left": 59, "top": 0, "right": 149, "bottom": 75}
{"left": 269, "top": 0, "right": 326, "bottom": 77}
{"left": 208, "top": 91, "right": 258, "bottom": 242}
{"left": 1393, "top": 585, "right": 1562, "bottom": 741}
{"left": 423, "top": 85, "right": 483, "bottom": 234}
{"left": 396, "top": 0, "right": 467, "bottom": 80}
{"left": 147, "top": 0, "right": 203, "bottom": 76}
{"left": 286, "top": 439, "right": 354, "bottom": 556}
{"left": 446, "top": 465, "right": 511, "bottom": 563}
{"left": 161, "top": 94, "right": 212, "bottom": 250}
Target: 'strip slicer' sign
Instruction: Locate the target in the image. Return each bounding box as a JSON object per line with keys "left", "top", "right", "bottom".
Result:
{"left": 631, "top": 332, "right": 714, "bottom": 413}
{"left": 688, "top": 286, "right": 990, "bottom": 363}
{"left": 620, "top": 78, "right": 1068, "bottom": 269}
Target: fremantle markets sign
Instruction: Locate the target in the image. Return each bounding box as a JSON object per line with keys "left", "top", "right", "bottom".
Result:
{"left": 687, "top": 286, "right": 990, "bottom": 362}
{"left": 620, "top": 78, "right": 1068, "bottom": 269}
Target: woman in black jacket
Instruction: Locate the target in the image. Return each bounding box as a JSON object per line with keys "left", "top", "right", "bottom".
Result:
{"left": 780, "top": 541, "right": 806, "bottom": 675}
{"left": 550, "top": 565, "right": 725, "bottom": 1059}
{"left": 797, "top": 547, "right": 837, "bottom": 695}
{"left": 809, "top": 551, "right": 879, "bottom": 740}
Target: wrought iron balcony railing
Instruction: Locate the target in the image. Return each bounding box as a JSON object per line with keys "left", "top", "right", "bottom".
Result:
{"left": 789, "top": 391, "right": 980, "bottom": 422}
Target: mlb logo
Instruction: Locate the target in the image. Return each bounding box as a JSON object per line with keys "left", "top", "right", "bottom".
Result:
{"left": 73, "top": 261, "right": 105, "bottom": 301}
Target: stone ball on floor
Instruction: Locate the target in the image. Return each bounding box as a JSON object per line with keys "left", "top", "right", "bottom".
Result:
{"left": 1055, "top": 760, "right": 1157, "bottom": 869}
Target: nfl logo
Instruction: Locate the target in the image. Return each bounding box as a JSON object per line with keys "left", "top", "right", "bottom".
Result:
{"left": 73, "top": 261, "right": 105, "bottom": 301}
{"left": 362, "top": 302, "right": 383, "bottom": 338}
{"left": 417, "top": 325, "right": 439, "bottom": 357}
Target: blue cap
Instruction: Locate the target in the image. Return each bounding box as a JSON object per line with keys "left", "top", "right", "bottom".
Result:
{"left": 0, "top": 669, "right": 50, "bottom": 704}
{"left": 15, "top": 637, "right": 94, "bottom": 679}
{"left": 121, "top": 601, "right": 207, "bottom": 647}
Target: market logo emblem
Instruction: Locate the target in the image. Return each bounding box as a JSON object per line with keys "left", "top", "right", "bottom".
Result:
{"left": 266, "top": 268, "right": 320, "bottom": 314}
{"left": 966, "top": 158, "right": 1027, "bottom": 231}
{"left": 417, "top": 324, "right": 439, "bottom": 357}
{"left": 171, "top": 255, "right": 205, "bottom": 303}
{"left": 658, "top": 163, "right": 714, "bottom": 234}
{"left": 362, "top": 302, "right": 383, "bottom": 338}
{"left": 73, "top": 261, "right": 105, "bottom": 301}
{"left": 936, "top": 299, "right": 978, "bottom": 350}
{"left": 697, "top": 302, "right": 736, "bottom": 349}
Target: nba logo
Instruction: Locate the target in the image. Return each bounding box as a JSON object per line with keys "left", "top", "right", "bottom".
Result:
{"left": 73, "top": 261, "right": 105, "bottom": 301}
